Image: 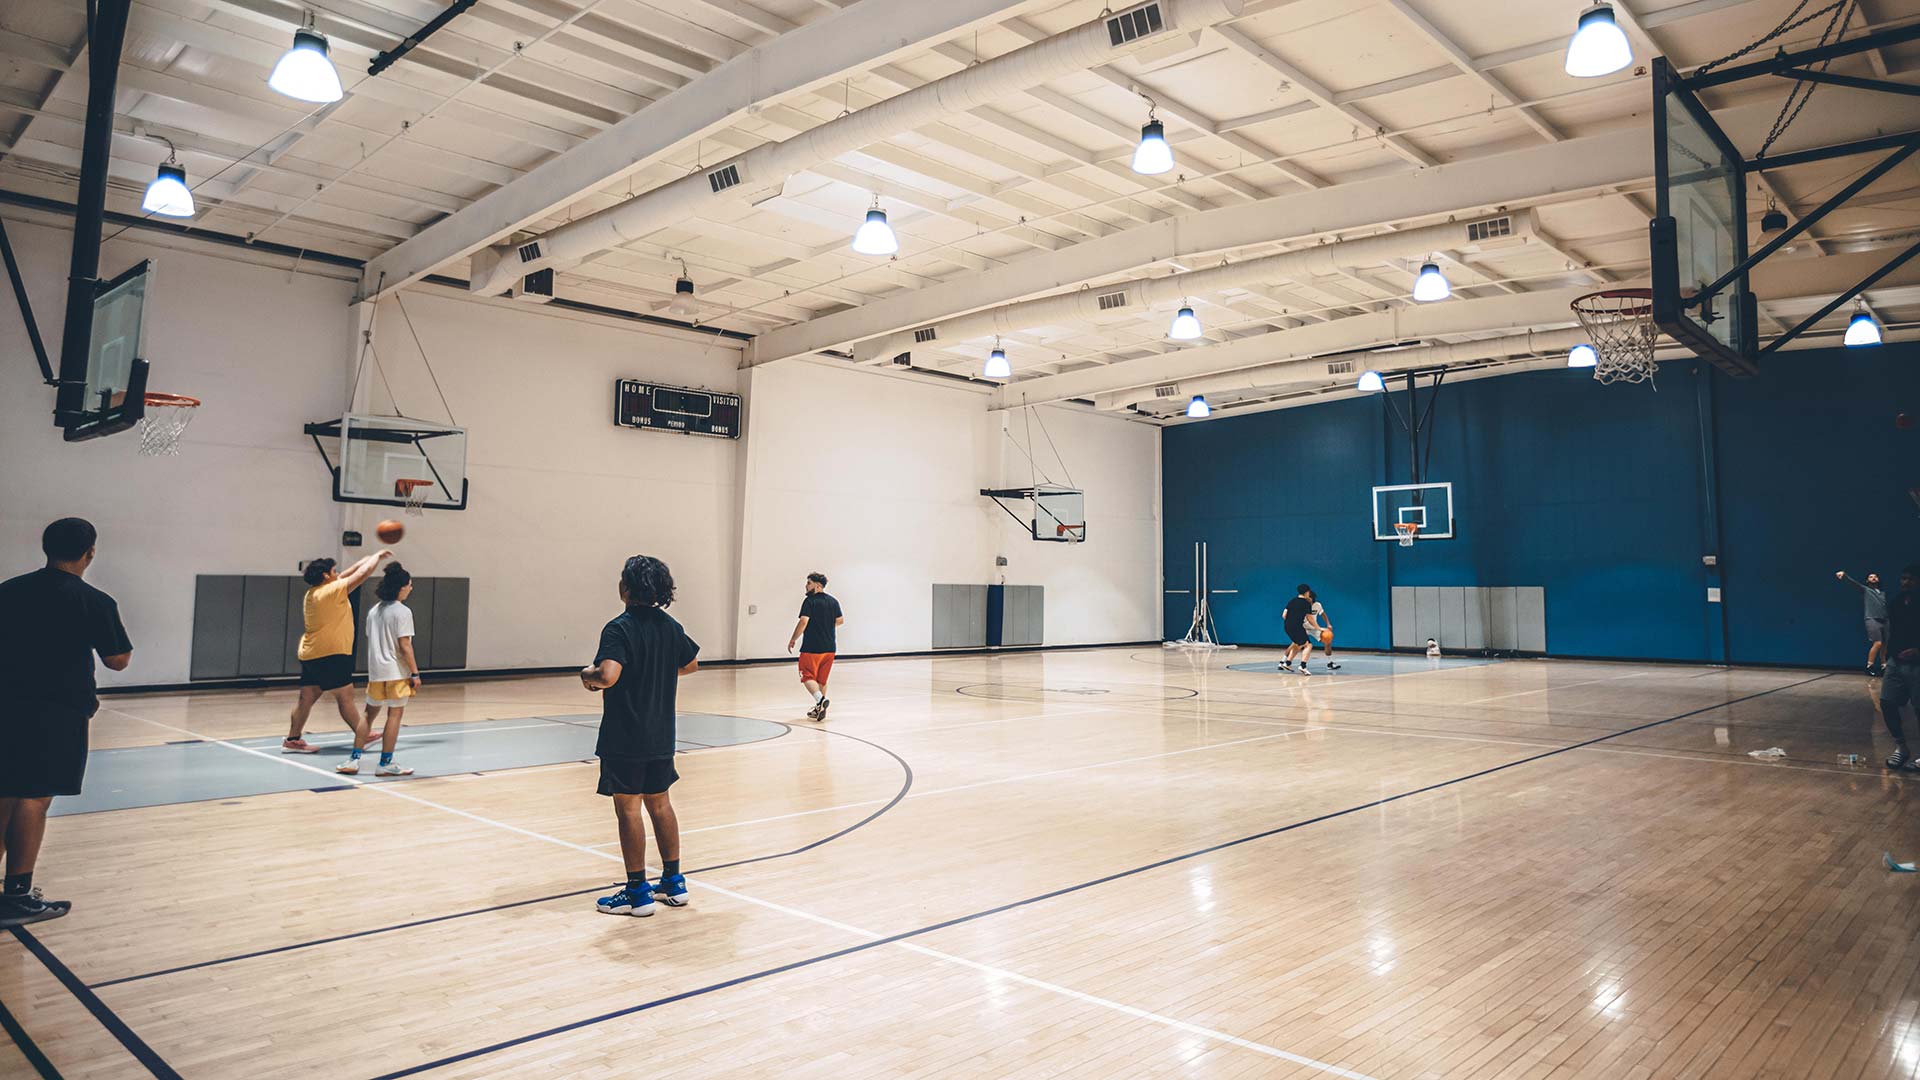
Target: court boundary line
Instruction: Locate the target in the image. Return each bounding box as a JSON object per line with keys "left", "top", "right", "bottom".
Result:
{"left": 88, "top": 722, "right": 913, "bottom": 990}
{"left": 7, "top": 928, "right": 180, "bottom": 1080}
{"left": 357, "top": 672, "right": 1829, "bottom": 1080}
{"left": 0, "top": 984, "right": 63, "bottom": 1080}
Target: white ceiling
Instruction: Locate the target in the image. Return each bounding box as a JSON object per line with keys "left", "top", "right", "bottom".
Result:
{"left": 3, "top": 0, "right": 1916, "bottom": 420}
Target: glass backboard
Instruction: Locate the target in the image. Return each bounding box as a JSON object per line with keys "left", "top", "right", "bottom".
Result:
{"left": 1652, "top": 58, "right": 1752, "bottom": 372}
{"left": 61, "top": 259, "right": 154, "bottom": 441}
{"left": 336, "top": 414, "right": 468, "bottom": 510}
{"left": 1033, "top": 487, "right": 1085, "bottom": 542}
{"left": 1373, "top": 482, "right": 1455, "bottom": 541}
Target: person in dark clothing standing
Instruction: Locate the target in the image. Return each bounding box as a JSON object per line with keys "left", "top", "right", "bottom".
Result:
{"left": 0, "top": 518, "right": 133, "bottom": 926}
{"left": 787, "top": 572, "right": 844, "bottom": 720}
{"left": 1280, "top": 583, "right": 1316, "bottom": 676}
{"left": 582, "top": 555, "right": 699, "bottom": 917}
{"left": 1879, "top": 564, "right": 1920, "bottom": 772}
{"left": 1837, "top": 570, "right": 1888, "bottom": 676}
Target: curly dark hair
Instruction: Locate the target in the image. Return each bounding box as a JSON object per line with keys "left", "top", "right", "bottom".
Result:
{"left": 621, "top": 555, "right": 676, "bottom": 609}
{"left": 302, "top": 557, "right": 337, "bottom": 586}
{"left": 807, "top": 571, "right": 827, "bottom": 587}
{"left": 375, "top": 563, "right": 412, "bottom": 602}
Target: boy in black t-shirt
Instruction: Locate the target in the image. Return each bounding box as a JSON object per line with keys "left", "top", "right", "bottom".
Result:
{"left": 1280, "top": 584, "right": 1316, "bottom": 675}
{"left": 581, "top": 556, "right": 699, "bottom": 916}
{"left": 0, "top": 518, "right": 133, "bottom": 927}
{"left": 1879, "top": 564, "right": 1920, "bottom": 772}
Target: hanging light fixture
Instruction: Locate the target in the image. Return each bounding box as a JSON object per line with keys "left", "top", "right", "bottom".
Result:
{"left": 852, "top": 198, "right": 898, "bottom": 256}
{"left": 1185, "top": 395, "right": 1211, "bottom": 419}
{"left": 1564, "top": 3, "right": 1632, "bottom": 78}
{"left": 983, "top": 340, "right": 1012, "bottom": 380}
{"left": 1568, "top": 343, "right": 1598, "bottom": 368}
{"left": 1844, "top": 303, "right": 1883, "bottom": 347}
{"left": 1411, "top": 260, "right": 1451, "bottom": 303}
{"left": 1357, "top": 370, "right": 1386, "bottom": 393}
{"left": 1168, "top": 303, "right": 1202, "bottom": 340}
{"left": 1759, "top": 194, "right": 1788, "bottom": 234}
{"left": 1131, "top": 98, "right": 1173, "bottom": 175}
{"left": 668, "top": 261, "right": 697, "bottom": 318}
{"left": 269, "top": 16, "right": 344, "bottom": 103}
{"left": 141, "top": 139, "right": 195, "bottom": 218}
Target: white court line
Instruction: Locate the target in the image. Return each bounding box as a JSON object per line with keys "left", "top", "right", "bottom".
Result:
{"left": 100, "top": 702, "right": 1373, "bottom": 1080}
{"left": 1459, "top": 671, "right": 1652, "bottom": 705}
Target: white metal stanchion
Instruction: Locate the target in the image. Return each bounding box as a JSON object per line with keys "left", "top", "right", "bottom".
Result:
{"left": 1164, "top": 541, "right": 1237, "bottom": 650}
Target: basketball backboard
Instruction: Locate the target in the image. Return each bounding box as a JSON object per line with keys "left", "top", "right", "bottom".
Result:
{"left": 306, "top": 413, "right": 469, "bottom": 510}
{"left": 61, "top": 258, "right": 155, "bottom": 441}
{"left": 981, "top": 485, "right": 1085, "bottom": 542}
{"left": 1373, "top": 482, "right": 1454, "bottom": 541}
{"left": 1651, "top": 58, "right": 1754, "bottom": 375}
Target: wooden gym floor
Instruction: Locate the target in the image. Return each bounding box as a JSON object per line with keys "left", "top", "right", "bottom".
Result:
{"left": 3, "top": 648, "right": 1917, "bottom": 1079}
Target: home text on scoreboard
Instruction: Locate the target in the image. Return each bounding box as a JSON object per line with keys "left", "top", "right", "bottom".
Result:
{"left": 615, "top": 380, "right": 742, "bottom": 439}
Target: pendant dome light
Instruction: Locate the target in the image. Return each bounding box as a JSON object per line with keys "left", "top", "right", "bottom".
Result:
{"left": 1411, "top": 260, "right": 1450, "bottom": 302}
{"left": 984, "top": 338, "right": 1012, "bottom": 380}
{"left": 1132, "top": 97, "right": 1173, "bottom": 175}
{"left": 1568, "top": 343, "right": 1598, "bottom": 368}
{"left": 1844, "top": 304, "right": 1883, "bottom": 347}
{"left": 269, "top": 15, "right": 344, "bottom": 103}
{"left": 141, "top": 138, "right": 195, "bottom": 218}
{"left": 1168, "top": 303, "right": 1202, "bottom": 340}
{"left": 1185, "top": 395, "right": 1211, "bottom": 418}
{"left": 1565, "top": 3, "right": 1632, "bottom": 78}
{"left": 668, "top": 260, "right": 697, "bottom": 318}
{"left": 852, "top": 198, "right": 898, "bottom": 256}
{"left": 1357, "top": 370, "right": 1386, "bottom": 394}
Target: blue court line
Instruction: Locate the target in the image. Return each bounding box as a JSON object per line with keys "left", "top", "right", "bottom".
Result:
{"left": 0, "top": 985, "right": 62, "bottom": 1080}
{"left": 88, "top": 723, "right": 911, "bottom": 991}
{"left": 365, "top": 672, "right": 1832, "bottom": 1080}
{"left": 8, "top": 927, "right": 180, "bottom": 1080}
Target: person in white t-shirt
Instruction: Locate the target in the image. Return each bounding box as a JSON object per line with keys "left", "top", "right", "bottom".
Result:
{"left": 339, "top": 563, "right": 418, "bottom": 776}
{"left": 1308, "top": 590, "right": 1339, "bottom": 670}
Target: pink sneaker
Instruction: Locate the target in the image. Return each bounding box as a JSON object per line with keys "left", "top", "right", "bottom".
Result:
{"left": 281, "top": 738, "right": 319, "bottom": 754}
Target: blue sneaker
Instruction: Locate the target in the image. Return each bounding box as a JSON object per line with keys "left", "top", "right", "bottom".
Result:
{"left": 595, "top": 884, "right": 656, "bottom": 917}
{"left": 651, "top": 873, "right": 689, "bottom": 907}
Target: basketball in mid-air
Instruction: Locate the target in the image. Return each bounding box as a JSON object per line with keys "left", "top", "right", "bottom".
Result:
{"left": 375, "top": 519, "right": 405, "bottom": 544}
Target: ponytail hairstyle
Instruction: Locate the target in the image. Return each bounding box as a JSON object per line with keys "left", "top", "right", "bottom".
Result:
{"left": 375, "top": 563, "right": 412, "bottom": 602}
{"left": 621, "top": 555, "right": 676, "bottom": 609}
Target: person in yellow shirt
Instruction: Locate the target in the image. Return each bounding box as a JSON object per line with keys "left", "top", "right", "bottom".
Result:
{"left": 283, "top": 550, "right": 389, "bottom": 754}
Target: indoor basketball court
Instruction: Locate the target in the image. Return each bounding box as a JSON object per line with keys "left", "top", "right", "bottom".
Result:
{"left": 2, "top": 0, "right": 1917, "bottom": 1077}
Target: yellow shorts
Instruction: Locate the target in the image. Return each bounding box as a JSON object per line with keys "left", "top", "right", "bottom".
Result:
{"left": 366, "top": 678, "right": 416, "bottom": 705}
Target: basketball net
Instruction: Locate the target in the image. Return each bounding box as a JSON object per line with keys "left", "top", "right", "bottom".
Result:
{"left": 1056, "top": 522, "right": 1086, "bottom": 543}
{"left": 1571, "top": 289, "right": 1659, "bottom": 385}
{"left": 395, "top": 478, "right": 433, "bottom": 516}
{"left": 1394, "top": 522, "right": 1420, "bottom": 548}
{"left": 135, "top": 393, "right": 199, "bottom": 456}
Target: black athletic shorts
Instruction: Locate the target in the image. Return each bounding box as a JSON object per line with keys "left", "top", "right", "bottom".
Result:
{"left": 1285, "top": 625, "right": 1311, "bottom": 646}
{"left": 0, "top": 703, "right": 91, "bottom": 798}
{"left": 597, "top": 755, "right": 678, "bottom": 796}
{"left": 299, "top": 654, "right": 354, "bottom": 691}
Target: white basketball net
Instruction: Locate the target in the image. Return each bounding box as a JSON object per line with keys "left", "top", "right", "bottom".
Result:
{"left": 136, "top": 394, "right": 199, "bottom": 456}
{"left": 1394, "top": 522, "right": 1419, "bottom": 548}
{"left": 1572, "top": 290, "right": 1659, "bottom": 385}
{"left": 397, "top": 479, "right": 432, "bottom": 516}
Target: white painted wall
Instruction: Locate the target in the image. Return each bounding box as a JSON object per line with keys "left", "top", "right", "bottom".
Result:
{"left": 1, "top": 214, "right": 1162, "bottom": 685}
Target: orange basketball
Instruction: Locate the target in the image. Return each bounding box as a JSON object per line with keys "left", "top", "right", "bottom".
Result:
{"left": 1320, "top": 629, "right": 1333, "bottom": 646}
{"left": 375, "top": 519, "right": 405, "bottom": 544}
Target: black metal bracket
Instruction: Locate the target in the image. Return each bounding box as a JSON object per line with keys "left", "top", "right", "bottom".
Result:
{"left": 0, "top": 218, "right": 53, "bottom": 385}
{"left": 1681, "top": 22, "right": 1920, "bottom": 91}
{"left": 304, "top": 419, "right": 470, "bottom": 510}
{"left": 1759, "top": 238, "right": 1920, "bottom": 355}
{"left": 368, "top": 0, "right": 479, "bottom": 77}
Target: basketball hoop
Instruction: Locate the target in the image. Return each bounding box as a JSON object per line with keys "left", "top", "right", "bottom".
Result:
{"left": 135, "top": 393, "right": 199, "bottom": 456}
{"left": 395, "top": 478, "right": 434, "bottom": 516}
{"left": 1571, "top": 288, "right": 1659, "bottom": 385}
{"left": 1394, "top": 522, "right": 1420, "bottom": 548}
{"left": 1056, "top": 522, "right": 1086, "bottom": 543}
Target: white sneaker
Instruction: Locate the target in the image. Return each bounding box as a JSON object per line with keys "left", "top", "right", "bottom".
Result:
{"left": 335, "top": 758, "right": 361, "bottom": 774}
{"left": 1298, "top": 665, "right": 1313, "bottom": 676}
{"left": 375, "top": 761, "right": 413, "bottom": 776}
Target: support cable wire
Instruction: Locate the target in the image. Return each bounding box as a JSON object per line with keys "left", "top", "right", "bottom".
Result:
{"left": 393, "top": 293, "right": 457, "bottom": 424}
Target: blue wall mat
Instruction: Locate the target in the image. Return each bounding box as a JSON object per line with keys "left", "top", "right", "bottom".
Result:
{"left": 1163, "top": 344, "right": 1920, "bottom": 666}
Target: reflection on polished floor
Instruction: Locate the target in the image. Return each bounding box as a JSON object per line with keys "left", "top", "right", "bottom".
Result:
{"left": 4, "top": 648, "right": 1916, "bottom": 1080}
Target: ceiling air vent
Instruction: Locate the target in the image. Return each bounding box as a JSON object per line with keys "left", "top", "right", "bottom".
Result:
{"left": 1326, "top": 360, "right": 1354, "bottom": 375}
{"left": 913, "top": 326, "right": 938, "bottom": 343}
{"left": 1095, "top": 290, "right": 1129, "bottom": 311}
{"left": 517, "top": 240, "right": 543, "bottom": 263}
{"left": 1152, "top": 383, "right": 1180, "bottom": 399}
{"left": 707, "top": 164, "right": 742, "bottom": 194}
{"left": 1465, "top": 216, "right": 1513, "bottom": 243}
{"left": 1105, "top": 2, "right": 1165, "bottom": 46}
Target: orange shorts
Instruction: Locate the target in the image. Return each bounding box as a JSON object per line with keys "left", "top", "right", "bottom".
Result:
{"left": 798, "top": 652, "right": 835, "bottom": 687}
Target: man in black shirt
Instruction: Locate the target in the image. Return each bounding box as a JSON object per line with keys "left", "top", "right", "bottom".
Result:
{"left": 1879, "top": 564, "right": 1920, "bottom": 772}
{"left": 0, "top": 518, "right": 133, "bottom": 926}
{"left": 787, "top": 572, "right": 844, "bottom": 720}
{"left": 1280, "top": 583, "right": 1316, "bottom": 676}
{"left": 582, "top": 555, "right": 699, "bottom": 917}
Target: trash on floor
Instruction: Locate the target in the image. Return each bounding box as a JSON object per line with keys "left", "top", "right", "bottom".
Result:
{"left": 1746, "top": 747, "right": 1787, "bottom": 761}
{"left": 1886, "top": 853, "right": 1917, "bottom": 873}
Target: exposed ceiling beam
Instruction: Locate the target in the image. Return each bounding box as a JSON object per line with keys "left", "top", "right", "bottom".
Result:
{"left": 357, "top": 0, "right": 1047, "bottom": 301}
{"left": 1211, "top": 24, "right": 1435, "bottom": 169}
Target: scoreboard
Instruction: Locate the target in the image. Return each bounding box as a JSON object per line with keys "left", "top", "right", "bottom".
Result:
{"left": 615, "top": 380, "right": 742, "bottom": 439}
